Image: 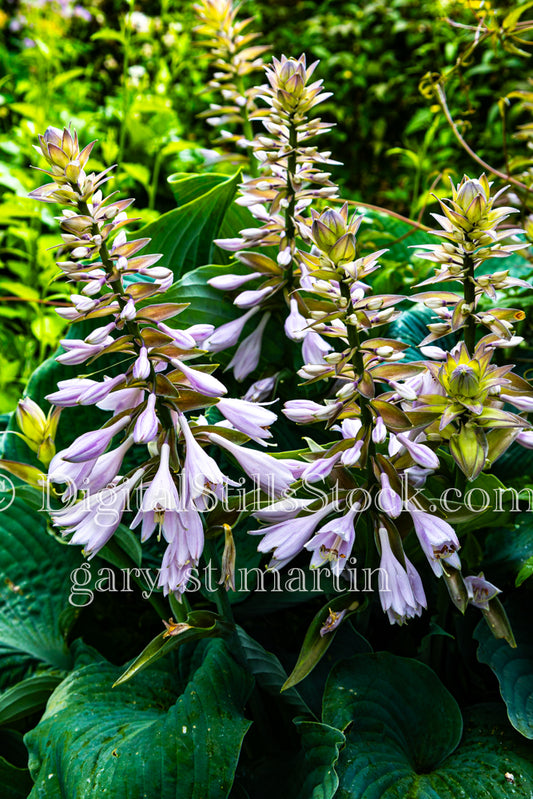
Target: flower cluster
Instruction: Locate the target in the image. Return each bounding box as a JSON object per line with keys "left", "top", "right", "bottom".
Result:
{"left": 206, "top": 54, "right": 340, "bottom": 381}
{"left": 413, "top": 174, "right": 529, "bottom": 348}
{"left": 250, "top": 190, "right": 515, "bottom": 630}
{"left": 247, "top": 200, "right": 458, "bottom": 625}
{"left": 407, "top": 174, "right": 533, "bottom": 478}
{"left": 409, "top": 339, "right": 533, "bottom": 479}
{"left": 29, "top": 126, "right": 301, "bottom": 597}
{"left": 193, "top": 0, "right": 269, "bottom": 163}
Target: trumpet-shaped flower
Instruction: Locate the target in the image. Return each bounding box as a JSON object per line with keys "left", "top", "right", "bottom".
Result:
{"left": 51, "top": 469, "right": 143, "bottom": 557}
{"left": 61, "top": 416, "right": 130, "bottom": 464}
{"left": 133, "top": 393, "right": 159, "bottom": 443}
{"left": 179, "top": 412, "right": 234, "bottom": 509}
{"left": 216, "top": 397, "right": 277, "bottom": 444}
{"left": 208, "top": 432, "right": 296, "bottom": 496}
{"left": 378, "top": 527, "right": 426, "bottom": 625}
{"left": 131, "top": 442, "right": 182, "bottom": 541}
{"left": 226, "top": 312, "right": 270, "bottom": 381}
{"left": 305, "top": 503, "right": 360, "bottom": 575}
{"left": 409, "top": 506, "right": 461, "bottom": 577}
{"left": 172, "top": 359, "right": 227, "bottom": 397}
{"left": 251, "top": 502, "right": 336, "bottom": 569}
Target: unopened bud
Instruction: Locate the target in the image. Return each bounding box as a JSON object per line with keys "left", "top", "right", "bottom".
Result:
{"left": 219, "top": 524, "right": 236, "bottom": 592}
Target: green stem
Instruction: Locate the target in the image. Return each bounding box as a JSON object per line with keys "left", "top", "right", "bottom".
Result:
{"left": 236, "top": 76, "right": 257, "bottom": 178}
{"left": 285, "top": 117, "right": 298, "bottom": 287}
{"left": 463, "top": 250, "right": 476, "bottom": 354}
{"left": 339, "top": 280, "right": 375, "bottom": 476}
{"left": 203, "top": 536, "right": 235, "bottom": 623}
{"left": 78, "top": 197, "right": 139, "bottom": 341}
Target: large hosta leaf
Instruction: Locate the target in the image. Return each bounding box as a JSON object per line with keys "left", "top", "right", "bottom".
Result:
{"left": 25, "top": 639, "right": 253, "bottom": 799}
{"left": 168, "top": 172, "right": 230, "bottom": 206}
{"left": 323, "top": 652, "right": 533, "bottom": 797}
{"left": 475, "top": 594, "right": 533, "bottom": 739}
{"left": 0, "top": 493, "right": 80, "bottom": 678}
{"left": 167, "top": 171, "right": 261, "bottom": 265}
{"left": 139, "top": 171, "right": 241, "bottom": 279}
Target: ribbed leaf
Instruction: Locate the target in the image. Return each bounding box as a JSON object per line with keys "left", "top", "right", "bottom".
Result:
{"left": 323, "top": 652, "right": 533, "bottom": 797}
{"left": 139, "top": 171, "right": 241, "bottom": 279}
{"left": 0, "top": 493, "right": 81, "bottom": 678}
{"left": 291, "top": 719, "right": 345, "bottom": 799}
{"left": 475, "top": 595, "right": 533, "bottom": 739}
{"left": 25, "top": 639, "right": 253, "bottom": 799}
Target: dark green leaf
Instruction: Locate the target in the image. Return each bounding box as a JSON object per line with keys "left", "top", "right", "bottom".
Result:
{"left": 475, "top": 594, "right": 533, "bottom": 739}
{"left": 138, "top": 171, "right": 241, "bottom": 279}
{"left": 323, "top": 652, "right": 533, "bottom": 797}
{"left": 114, "top": 610, "right": 230, "bottom": 685}
{"left": 236, "top": 627, "right": 310, "bottom": 716}
{"left": 291, "top": 719, "right": 345, "bottom": 799}
{"left": 25, "top": 639, "right": 253, "bottom": 799}
{"left": 282, "top": 593, "right": 361, "bottom": 691}
{"left": 0, "top": 671, "right": 64, "bottom": 726}
{"left": 0, "top": 494, "right": 81, "bottom": 677}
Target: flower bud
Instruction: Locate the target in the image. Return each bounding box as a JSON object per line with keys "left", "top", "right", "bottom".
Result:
{"left": 43, "top": 126, "right": 63, "bottom": 148}
{"left": 448, "top": 364, "right": 480, "bottom": 398}
{"left": 481, "top": 596, "right": 516, "bottom": 648}
{"left": 16, "top": 397, "right": 48, "bottom": 450}
{"left": 311, "top": 218, "right": 338, "bottom": 251}
{"left": 219, "top": 524, "right": 236, "bottom": 592}
{"left": 329, "top": 233, "right": 356, "bottom": 265}
{"left": 441, "top": 565, "right": 469, "bottom": 614}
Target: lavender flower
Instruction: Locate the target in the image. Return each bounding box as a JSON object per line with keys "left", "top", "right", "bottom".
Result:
{"left": 377, "top": 473, "right": 402, "bottom": 518}
{"left": 305, "top": 504, "right": 360, "bottom": 575}
{"left": 172, "top": 359, "right": 228, "bottom": 397}
{"left": 133, "top": 394, "right": 159, "bottom": 444}
{"left": 204, "top": 307, "right": 260, "bottom": 353}
{"left": 251, "top": 502, "right": 335, "bottom": 569}
{"left": 61, "top": 416, "right": 130, "bottom": 464}
{"left": 378, "top": 527, "right": 426, "bottom": 625}
{"left": 226, "top": 312, "right": 270, "bottom": 381}
{"left": 409, "top": 506, "right": 461, "bottom": 577}
{"left": 51, "top": 470, "right": 143, "bottom": 557}
{"left": 216, "top": 397, "right": 277, "bottom": 444}
{"left": 132, "top": 442, "right": 181, "bottom": 542}
{"left": 208, "top": 432, "right": 296, "bottom": 496}
{"left": 178, "top": 413, "right": 234, "bottom": 509}
{"left": 465, "top": 574, "right": 501, "bottom": 609}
